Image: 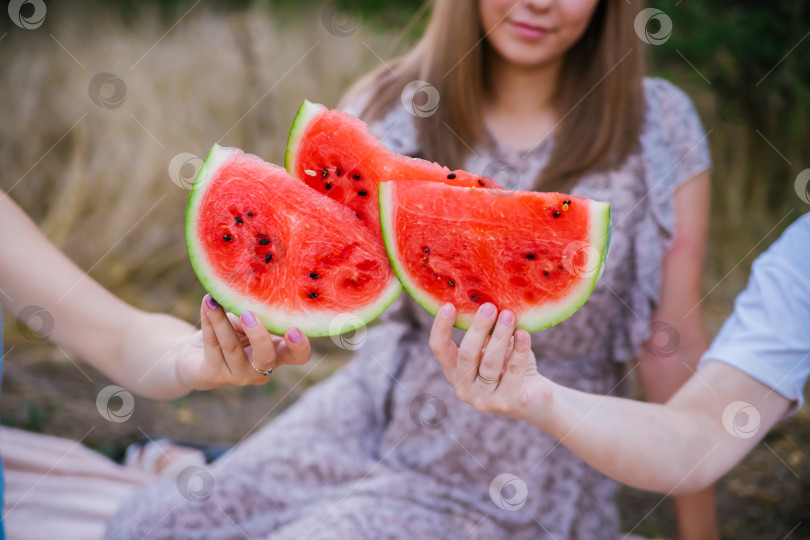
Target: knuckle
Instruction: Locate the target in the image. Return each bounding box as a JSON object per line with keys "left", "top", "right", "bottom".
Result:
{"left": 222, "top": 340, "right": 242, "bottom": 357}
{"left": 471, "top": 396, "right": 490, "bottom": 412}
{"left": 457, "top": 349, "right": 475, "bottom": 364}
{"left": 479, "top": 359, "right": 499, "bottom": 373}
{"left": 455, "top": 387, "right": 469, "bottom": 403}
{"left": 488, "top": 331, "right": 508, "bottom": 346}
{"left": 472, "top": 317, "right": 493, "bottom": 332}
{"left": 249, "top": 330, "right": 272, "bottom": 347}
{"left": 506, "top": 359, "right": 524, "bottom": 374}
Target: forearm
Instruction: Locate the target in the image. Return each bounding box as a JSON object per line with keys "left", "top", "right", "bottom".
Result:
{"left": 522, "top": 361, "right": 790, "bottom": 495}
{"left": 529, "top": 382, "right": 719, "bottom": 493}
{"left": 0, "top": 193, "right": 195, "bottom": 399}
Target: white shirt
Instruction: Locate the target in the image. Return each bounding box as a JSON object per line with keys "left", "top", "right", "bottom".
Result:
{"left": 699, "top": 213, "right": 810, "bottom": 414}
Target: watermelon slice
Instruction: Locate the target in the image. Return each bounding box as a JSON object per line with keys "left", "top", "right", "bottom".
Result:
{"left": 186, "top": 144, "right": 401, "bottom": 336}
{"left": 284, "top": 100, "right": 499, "bottom": 240}
{"left": 378, "top": 181, "right": 611, "bottom": 331}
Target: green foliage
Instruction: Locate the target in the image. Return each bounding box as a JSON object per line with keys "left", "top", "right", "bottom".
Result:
{"left": 650, "top": 0, "right": 809, "bottom": 215}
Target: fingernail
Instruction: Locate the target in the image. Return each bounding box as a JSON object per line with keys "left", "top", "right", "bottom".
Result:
{"left": 499, "top": 310, "right": 514, "bottom": 326}
{"left": 516, "top": 330, "right": 528, "bottom": 343}
{"left": 204, "top": 294, "right": 219, "bottom": 311}
{"left": 439, "top": 303, "right": 454, "bottom": 317}
{"left": 241, "top": 311, "right": 257, "bottom": 328}
{"left": 481, "top": 303, "right": 496, "bottom": 317}
{"left": 287, "top": 328, "right": 302, "bottom": 344}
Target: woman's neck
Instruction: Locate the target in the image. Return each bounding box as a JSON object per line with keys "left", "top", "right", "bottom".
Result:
{"left": 486, "top": 54, "right": 561, "bottom": 116}
{"left": 483, "top": 54, "right": 563, "bottom": 150}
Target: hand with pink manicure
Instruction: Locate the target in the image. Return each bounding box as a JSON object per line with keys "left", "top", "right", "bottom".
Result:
{"left": 429, "top": 302, "right": 553, "bottom": 423}
{"left": 174, "top": 294, "right": 312, "bottom": 391}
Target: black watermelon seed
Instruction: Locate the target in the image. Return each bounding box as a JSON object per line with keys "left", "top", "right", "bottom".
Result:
{"left": 223, "top": 234, "right": 232, "bottom": 242}
{"left": 422, "top": 263, "right": 427, "bottom": 268}
{"left": 308, "top": 291, "right": 318, "bottom": 299}
{"left": 447, "top": 173, "right": 456, "bottom": 180}
{"left": 235, "top": 217, "right": 243, "bottom": 225}
{"left": 355, "top": 212, "right": 361, "bottom": 219}
{"left": 448, "top": 280, "right": 455, "bottom": 288}
{"left": 309, "top": 272, "right": 319, "bottom": 279}
{"left": 358, "top": 190, "right": 368, "bottom": 197}
{"left": 259, "top": 238, "right": 270, "bottom": 245}
{"left": 564, "top": 199, "right": 571, "bottom": 205}
{"left": 265, "top": 254, "right": 273, "bottom": 263}
{"left": 544, "top": 270, "right": 550, "bottom": 277}
{"left": 477, "top": 178, "right": 485, "bottom": 186}
{"left": 470, "top": 294, "right": 479, "bottom": 302}
{"left": 322, "top": 169, "right": 328, "bottom": 178}
{"left": 553, "top": 211, "right": 561, "bottom": 218}
{"left": 247, "top": 211, "right": 254, "bottom": 217}
{"left": 525, "top": 254, "right": 536, "bottom": 260}
{"left": 423, "top": 247, "right": 430, "bottom": 254}
{"left": 352, "top": 174, "right": 360, "bottom": 180}
{"left": 325, "top": 183, "right": 332, "bottom": 190}
{"left": 336, "top": 167, "right": 342, "bottom": 176}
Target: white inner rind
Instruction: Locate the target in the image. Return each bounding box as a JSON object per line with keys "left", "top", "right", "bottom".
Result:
{"left": 186, "top": 144, "right": 402, "bottom": 337}
{"left": 378, "top": 181, "right": 611, "bottom": 332}
{"left": 284, "top": 100, "right": 323, "bottom": 174}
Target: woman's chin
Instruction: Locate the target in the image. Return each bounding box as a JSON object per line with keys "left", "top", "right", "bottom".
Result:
{"left": 493, "top": 47, "right": 563, "bottom": 70}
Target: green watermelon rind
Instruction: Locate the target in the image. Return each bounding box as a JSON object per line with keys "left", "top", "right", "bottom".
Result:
{"left": 378, "top": 181, "right": 612, "bottom": 332}
{"left": 186, "top": 144, "right": 402, "bottom": 337}
{"left": 284, "top": 99, "right": 323, "bottom": 174}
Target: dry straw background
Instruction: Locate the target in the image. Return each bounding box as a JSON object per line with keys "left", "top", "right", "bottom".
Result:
{"left": 0, "top": 2, "right": 807, "bottom": 538}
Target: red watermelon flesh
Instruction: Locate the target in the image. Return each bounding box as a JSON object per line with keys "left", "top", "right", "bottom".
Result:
{"left": 186, "top": 144, "right": 401, "bottom": 336}
{"left": 284, "top": 100, "right": 500, "bottom": 239}
{"left": 379, "top": 180, "right": 611, "bottom": 331}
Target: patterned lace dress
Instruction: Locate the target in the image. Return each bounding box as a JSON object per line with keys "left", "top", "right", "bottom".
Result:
{"left": 106, "top": 78, "right": 711, "bottom": 540}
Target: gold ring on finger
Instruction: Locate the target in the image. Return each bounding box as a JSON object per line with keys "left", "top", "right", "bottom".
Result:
{"left": 250, "top": 359, "right": 272, "bottom": 376}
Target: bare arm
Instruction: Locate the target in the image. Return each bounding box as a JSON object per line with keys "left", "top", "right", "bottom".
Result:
{"left": 0, "top": 192, "right": 311, "bottom": 399}
{"left": 430, "top": 306, "right": 791, "bottom": 494}
{"left": 541, "top": 360, "right": 789, "bottom": 493}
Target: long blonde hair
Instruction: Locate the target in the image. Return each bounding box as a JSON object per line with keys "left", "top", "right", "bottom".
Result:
{"left": 342, "top": 0, "right": 644, "bottom": 191}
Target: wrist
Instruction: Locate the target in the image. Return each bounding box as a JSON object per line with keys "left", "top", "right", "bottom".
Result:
{"left": 172, "top": 335, "right": 202, "bottom": 394}
{"left": 513, "top": 376, "right": 558, "bottom": 433}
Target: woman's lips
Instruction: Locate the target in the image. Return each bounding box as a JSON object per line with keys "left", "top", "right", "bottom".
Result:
{"left": 511, "top": 21, "right": 550, "bottom": 39}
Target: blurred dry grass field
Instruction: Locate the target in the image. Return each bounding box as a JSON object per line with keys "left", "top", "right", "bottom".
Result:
{"left": 0, "top": 3, "right": 807, "bottom": 538}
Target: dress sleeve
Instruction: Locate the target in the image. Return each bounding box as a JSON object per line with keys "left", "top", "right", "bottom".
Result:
{"left": 639, "top": 77, "right": 712, "bottom": 240}
{"left": 624, "top": 78, "right": 713, "bottom": 359}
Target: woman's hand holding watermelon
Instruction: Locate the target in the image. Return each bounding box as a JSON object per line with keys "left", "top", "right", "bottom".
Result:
{"left": 173, "top": 294, "right": 312, "bottom": 392}
{"left": 429, "top": 303, "right": 554, "bottom": 424}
